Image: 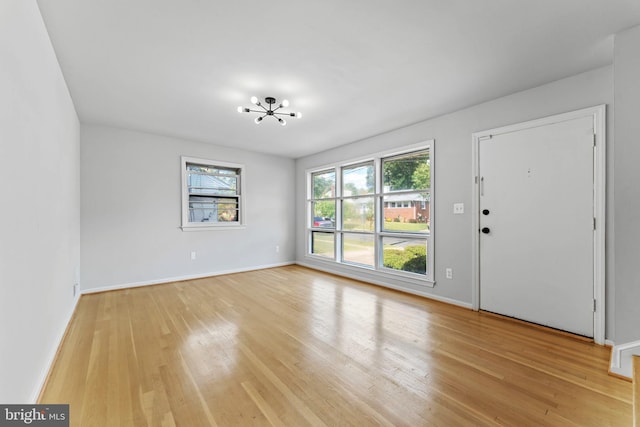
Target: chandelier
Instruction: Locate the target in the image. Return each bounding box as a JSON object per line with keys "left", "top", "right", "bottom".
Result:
{"left": 237, "top": 96, "right": 302, "bottom": 126}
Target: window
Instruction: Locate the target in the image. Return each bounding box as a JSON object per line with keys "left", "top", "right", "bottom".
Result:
{"left": 306, "top": 144, "right": 433, "bottom": 283}
{"left": 181, "top": 156, "right": 244, "bottom": 230}
{"left": 381, "top": 150, "right": 430, "bottom": 276}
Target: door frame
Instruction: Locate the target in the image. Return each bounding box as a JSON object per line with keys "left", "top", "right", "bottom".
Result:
{"left": 471, "top": 105, "right": 606, "bottom": 344}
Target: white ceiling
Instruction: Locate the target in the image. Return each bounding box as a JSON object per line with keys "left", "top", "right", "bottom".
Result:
{"left": 36, "top": 0, "right": 640, "bottom": 158}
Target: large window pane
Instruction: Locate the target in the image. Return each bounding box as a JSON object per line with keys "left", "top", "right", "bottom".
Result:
{"left": 383, "top": 151, "right": 430, "bottom": 192}
{"left": 343, "top": 233, "right": 374, "bottom": 267}
{"left": 343, "top": 163, "right": 374, "bottom": 196}
{"left": 342, "top": 197, "right": 374, "bottom": 232}
{"left": 382, "top": 237, "right": 427, "bottom": 275}
{"left": 382, "top": 193, "right": 429, "bottom": 233}
{"left": 312, "top": 170, "right": 336, "bottom": 199}
{"left": 312, "top": 232, "right": 334, "bottom": 259}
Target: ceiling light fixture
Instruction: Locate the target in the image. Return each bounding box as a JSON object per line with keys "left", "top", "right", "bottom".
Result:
{"left": 237, "top": 96, "right": 302, "bottom": 126}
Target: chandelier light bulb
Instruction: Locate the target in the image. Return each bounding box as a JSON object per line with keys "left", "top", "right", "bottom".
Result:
{"left": 281, "top": 99, "right": 290, "bottom": 108}
{"left": 254, "top": 116, "right": 263, "bottom": 124}
{"left": 250, "top": 96, "right": 259, "bottom": 105}
{"left": 237, "top": 106, "right": 243, "bottom": 113}
{"left": 278, "top": 118, "right": 286, "bottom": 126}
{"left": 296, "top": 112, "right": 302, "bottom": 118}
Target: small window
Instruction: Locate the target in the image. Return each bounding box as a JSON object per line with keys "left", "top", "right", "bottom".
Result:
{"left": 181, "top": 156, "right": 244, "bottom": 230}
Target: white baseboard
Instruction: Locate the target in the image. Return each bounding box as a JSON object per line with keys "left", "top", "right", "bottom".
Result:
{"left": 296, "top": 261, "right": 472, "bottom": 310}
{"left": 610, "top": 340, "right": 640, "bottom": 379}
{"left": 31, "top": 293, "right": 81, "bottom": 403}
{"left": 81, "top": 262, "right": 296, "bottom": 294}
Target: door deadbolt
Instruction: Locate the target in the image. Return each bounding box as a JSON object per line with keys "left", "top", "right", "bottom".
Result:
{"left": 481, "top": 227, "right": 491, "bottom": 234}
{"left": 482, "top": 209, "right": 490, "bottom": 215}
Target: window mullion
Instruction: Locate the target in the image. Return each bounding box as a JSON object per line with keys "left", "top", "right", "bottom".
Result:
{"left": 374, "top": 157, "right": 382, "bottom": 270}
{"left": 336, "top": 188, "right": 343, "bottom": 262}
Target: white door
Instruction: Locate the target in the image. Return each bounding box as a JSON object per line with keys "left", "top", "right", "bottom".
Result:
{"left": 479, "top": 115, "right": 595, "bottom": 337}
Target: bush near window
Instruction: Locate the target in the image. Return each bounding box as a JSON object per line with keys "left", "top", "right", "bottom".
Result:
{"left": 383, "top": 245, "right": 426, "bottom": 274}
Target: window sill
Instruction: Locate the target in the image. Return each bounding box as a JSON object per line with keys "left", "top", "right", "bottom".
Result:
{"left": 304, "top": 254, "right": 435, "bottom": 288}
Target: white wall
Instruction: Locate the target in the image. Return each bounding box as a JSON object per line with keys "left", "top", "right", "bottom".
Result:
{"left": 0, "top": 1, "right": 81, "bottom": 403}
{"left": 613, "top": 25, "right": 640, "bottom": 345}
{"left": 80, "top": 125, "right": 295, "bottom": 291}
{"left": 296, "top": 67, "right": 615, "bottom": 334}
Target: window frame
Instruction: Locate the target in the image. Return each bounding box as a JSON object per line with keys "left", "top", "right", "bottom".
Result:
{"left": 305, "top": 142, "right": 434, "bottom": 285}
{"left": 181, "top": 156, "right": 245, "bottom": 231}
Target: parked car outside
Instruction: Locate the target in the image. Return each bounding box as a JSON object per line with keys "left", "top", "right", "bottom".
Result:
{"left": 313, "top": 216, "right": 334, "bottom": 228}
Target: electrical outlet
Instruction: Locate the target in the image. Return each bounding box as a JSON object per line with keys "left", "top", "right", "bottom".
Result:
{"left": 276, "top": 245, "right": 280, "bottom": 253}
{"left": 73, "top": 283, "right": 79, "bottom": 297}
{"left": 445, "top": 268, "right": 453, "bottom": 279}
{"left": 191, "top": 251, "right": 197, "bottom": 260}
{"left": 453, "top": 203, "right": 464, "bottom": 214}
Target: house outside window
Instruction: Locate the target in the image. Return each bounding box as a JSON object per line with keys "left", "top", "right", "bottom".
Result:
{"left": 383, "top": 194, "right": 430, "bottom": 224}
{"left": 181, "top": 156, "right": 245, "bottom": 230}
{"left": 306, "top": 144, "right": 433, "bottom": 282}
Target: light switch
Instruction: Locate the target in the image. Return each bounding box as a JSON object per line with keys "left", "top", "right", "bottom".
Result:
{"left": 453, "top": 203, "right": 464, "bottom": 214}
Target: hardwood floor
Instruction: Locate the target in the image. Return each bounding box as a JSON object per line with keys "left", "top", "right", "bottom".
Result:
{"left": 634, "top": 356, "right": 639, "bottom": 427}
{"left": 40, "top": 265, "right": 632, "bottom": 426}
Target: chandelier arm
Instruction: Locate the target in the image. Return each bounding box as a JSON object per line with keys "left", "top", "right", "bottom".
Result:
{"left": 273, "top": 111, "right": 293, "bottom": 116}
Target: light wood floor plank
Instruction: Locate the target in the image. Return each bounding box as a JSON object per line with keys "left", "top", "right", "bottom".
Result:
{"left": 40, "top": 265, "right": 632, "bottom": 426}
{"left": 634, "top": 355, "right": 639, "bottom": 427}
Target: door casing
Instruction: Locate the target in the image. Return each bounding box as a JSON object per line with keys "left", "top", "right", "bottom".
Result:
{"left": 471, "top": 105, "right": 606, "bottom": 345}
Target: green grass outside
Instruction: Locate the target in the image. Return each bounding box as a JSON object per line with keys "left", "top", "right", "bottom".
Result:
{"left": 342, "top": 220, "right": 374, "bottom": 232}
{"left": 312, "top": 233, "right": 373, "bottom": 255}
{"left": 312, "top": 233, "right": 335, "bottom": 256}
{"left": 340, "top": 220, "right": 429, "bottom": 233}
{"left": 383, "top": 221, "right": 429, "bottom": 232}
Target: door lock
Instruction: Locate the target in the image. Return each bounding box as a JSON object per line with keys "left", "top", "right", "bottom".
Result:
{"left": 481, "top": 227, "right": 491, "bottom": 234}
